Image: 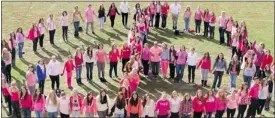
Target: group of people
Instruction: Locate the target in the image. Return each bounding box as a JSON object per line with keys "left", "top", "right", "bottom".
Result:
{"left": 1, "top": 1, "right": 274, "bottom": 118}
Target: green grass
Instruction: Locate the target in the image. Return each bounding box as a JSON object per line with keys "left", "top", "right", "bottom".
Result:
{"left": 1, "top": 1, "right": 274, "bottom": 117}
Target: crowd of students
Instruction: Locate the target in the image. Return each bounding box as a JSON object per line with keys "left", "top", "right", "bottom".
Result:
{"left": 1, "top": 1, "right": 274, "bottom": 118}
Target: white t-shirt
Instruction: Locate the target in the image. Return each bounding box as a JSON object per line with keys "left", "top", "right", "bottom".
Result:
{"left": 142, "top": 99, "right": 155, "bottom": 117}
{"left": 38, "top": 23, "right": 45, "bottom": 34}
{"left": 47, "top": 60, "right": 61, "bottom": 76}
{"left": 58, "top": 97, "right": 70, "bottom": 114}
{"left": 47, "top": 18, "right": 56, "bottom": 31}
{"left": 46, "top": 98, "right": 58, "bottom": 112}
{"left": 60, "top": 16, "right": 69, "bottom": 26}
{"left": 84, "top": 51, "right": 96, "bottom": 63}
{"left": 120, "top": 2, "right": 129, "bottom": 13}
{"left": 187, "top": 52, "right": 198, "bottom": 66}
{"left": 170, "top": 97, "right": 181, "bottom": 113}
{"left": 170, "top": 4, "right": 181, "bottom": 15}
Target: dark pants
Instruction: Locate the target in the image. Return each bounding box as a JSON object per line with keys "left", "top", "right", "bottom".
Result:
{"left": 33, "top": 37, "right": 39, "bottom": 52}
{"left": 155, "top": 13, "right": 160, "bottom": 28}
{"left": 130, "top": 113, "right": 139, "bottom": 118}
{"left": 109, "top": 62, "right": 118, "bottom": 78}
{"left": 39, "top": 34, "right": 44, "bottom": 47}
{"left": 169, "top": 63, "right": 175, "bottom": 79}
{"left": 204, "top": 21, "right": 209, "bottom": 37}
{"left": 237, "top": 49, "right": 242, "bottom": 61}
{"left": 257, "top": 99, "right": 266, "bottom": 115}
{"left": 193, "top": 112, "right": 202, "bottom": 118}
{"left": 204, "top": 112, "right": 212, "bottom": 118}
{"left": 49, "top": 75, "right": 60, "bottom": 90}
{"left": 219, "top": 27, "right": 225, "bottom": 44}
{"left": 212, "top": 71, "right": 224, "bottom": 89}
{"left": 73, "top": 21, "right": 80, "bottom": 37}
{"left": 226, "top": 31, "right": 232, "bottom": 46}
{"left": 49, "top": 29, "right": 56, "bottom": 45}
{"left": 4, "top": 95, "right": 12, "bottom": 115}
{"left": 215, "top": 110, "right": 224, "bottom": 118}
{"left": 5, "top": 64, "right": 12, "bottom": 84}
{"left": 188, "top": 65, "right": 195, "bottom": 83}
{"left": 158, "top": 114, "right": 168, "bottom": 118}
{"left": 150, "top": 14, "right": 155, "bottom": 27}
{"left": 11, "top": 101, "right": 20, "bottom": 118}
{"left": 246, "top": 98, "right": 258, "bottom": 118}
{"left": 255, "top": 66, "right": 261, "bottom": 78}
{"left": 62, "top": 26, "right": 68, "bottom": 41}
{"left": 161, "top": 14, "right": 167, "bottom": 28}
{"left": 121, "top": 12, "right": 128, "bottom": 26}
{"left": 151, "top": 62, "right": 160, "bottom": 77}
{"left": 142, "top": 59, "right": 149, "bottom": 76}
{"left": 60, "top": 112, "right": 70, "bottom": 118}
{"left": 110, "top": 15, "right": 116, "bottom": 28}
{"left": 209, "top": 26, "right": 215, "bottom": 39}
{"left": 195, "top": 19, "right": 202, "bottom": 33}
{"left": 265, "top": 96, "right": 271, "bottom": 110}
{"left": 227, "top": 108, "right": 236, "bottom": 118}
{"left": 11, "top": 48, "right": 16, "bottom": 66}
{"left": 170, "top": 112, "right": 179, "bottom": 118}
{"left": 86, "top": 62, "right": 94, "bottom": 81}
{"left": 38, "top": 79, "right": 45, "bottom": 94}
{"left": 237, "top": 104, "right": 247, "bottom": 118}
{"left": 232, "top": 46, "right": 237, "bottom": 58}
{"left": 122, "top": 58, "right": 129, "bottom": 72}
{"left": 21, "top": 108, "right": 31, "bottom": 118}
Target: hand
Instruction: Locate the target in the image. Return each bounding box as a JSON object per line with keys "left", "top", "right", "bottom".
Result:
{"left": 60, "top": 73, "right": 64, "bottom": 76}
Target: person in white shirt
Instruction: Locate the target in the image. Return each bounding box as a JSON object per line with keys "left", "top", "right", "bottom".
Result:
{"left": 47, "top": 14, "right": 56, "bottom": 45}
{"left": 96, "top": 89, "right": 111, "bottom": 118}
{"left": 60, "top": 11, "right": 69, "bottom": 41}
{"left": 170, "top": 1, "right": 181, "bottom": 30}
{"left": 187, "top": 48, "right": 197, "bottom": 84}
{"left": 84, "top": 46, "right": 96, "bottom": 82}
{"left": 46, "top": 90, "right": 58, "bottom": 118}
{"left": 257, "top": 80, "right": 269, "bottom": 116}
{"left": 142, "top": 94, "right": 155, "bottom": 118}
{"left": 58, "top": 91, "right": 70, "bottom": 117}
{"left": 155, "top": 1, "right": 161, "bottom": 28}
{"left": 38, "top": 18, "right": 47, "bottom": 48}
{"left": 170, "top": 91, "right": 181, "bottom": 118}
{"left": 120, "top": 1, "right": 130, "bottom": 28}
{"left": 47, "top": 56, "right": 61, "bottom": 90}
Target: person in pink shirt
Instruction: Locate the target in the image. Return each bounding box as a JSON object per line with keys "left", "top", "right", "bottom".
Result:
{"left": 96, "top": 43, "right": 108, "bottom": 82}
{"left": 226, "top": 16, "right": 234, "bottom": 47}
{"left": 218, "top": 11, "right": 228, "bottom": 45}
{"left": 107, "top": 3, "right": 121, "bottom": 28}
{"left": 184, "top": 6, "right": 191, "bottom": 32}
{"left": 61, "top": 55, "right": 75, "bottom": 89}
{"left": 194, "top": 7, "right": 203, "bottom": 35}
{"left": 9, "top": 81, "right": 21, "bottom": 118}
{"left": 33, "top": 88, "right": 45, "bottom": 118}
{"left": 58, "top": 91, "right": 70, "bottom": 118}
{"left": 203, "top": 90, "right": 216, "bottom": 118}
{"left": 226, "top": 88, "right": 238, "bottom": 118}
{"left": 131, "top": 36, "right": 143, "bottom": 55}
{"left": 74, "top": 48, "right": 83, "bottom": 85}
{"left": 16, "top": 27, "right": 25, "bottom": 59}
{"left": 1, "top": 77, "right": 12, "bottom": 116}
{"left": 203, "top": 9, "right": 210, "bottom": 37}
{"left": 148, "top": 1, "right": 156, "bottom": 27}
{"left": 19, "top": 86, "right": 33, "bottom": 118}
{"left": 9, "top": 32, "right": 16, "bottom": 67}
{"left": 160, "top": 43, "right": 170, "bottom": 78}
{"left": 60, "top": 11, "right": 69, "bottom": 41}
{"left": 150, "top": 41, "right": 162, "bottom": 79}
{"left": 161, "top": 2, "right": 169, "bottom": 29}
{"left": 197, "top": 52, "right": 211, "bottom": 87}
{"left": 120, "top": 43, "right": 131, "bottom": 72}
{"left": 192, "top": 89, "right": 205, "bottom": 118}
{"left": 209, "top": 12, "right": 216, "bottom": 39}
{"left": 70, "top": 89, "right": 83, "bottom": 117}
{"left": 27, "top": 22, "right": 41, "bottom": 52}
{"left": 25, "top": 64, "right": 36, "bottom": 96}
{"left": 155, "top": 92, "right": 171, "bottom": 118}
{"left": 154, "top": 1, "right": 161, "bottom": 28}
{"left": 246, "top": 77, "right": 260, "bottom": 118}
{"left": 142, "top": 43, "right": 150, "bottom": 77}
{"left": 82, "top": 91, "right": 97, "bottom": 117}
{"left": 85, "top": 4, "right": 96, "bottom": 34}
{"left": 237, "top": 83, "right": 250, "bottom": 118}
{"left": 215, "top": 89, "right": 227, "bottom": 118}
{"left": 109, "top": 44, "right": 120, "bottom": 79}
{"left": 176, "top": 45, "right": 188, "bottom": 83}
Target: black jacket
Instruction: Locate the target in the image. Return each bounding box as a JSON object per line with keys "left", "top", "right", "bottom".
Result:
{"left": 227, "top": 60, "right": 241, "bottom": 75}
{"left": 107, "top": 7, "right": 120, "bottom": 17}
{"left": 98, "top": 8, "right": 105, "bottom": 18}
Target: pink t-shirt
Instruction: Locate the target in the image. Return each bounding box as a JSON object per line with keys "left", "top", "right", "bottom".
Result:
{"left": 226, "top": 21, "right": 233, "bottom": 31}
{"left": 219, "top": 16, "right": 228, "bottom": 28}
{"left": 33, "top": 95, "right": 45, "bottom": 111}
{"left": 26, "top": 71, "right": 36, "bottom": 86}
{"left": 85, "top": 8, "right": 95, "bottom": 22}
{"left": 142, "top": 48, "right": 150, "bottom": 60}
{"left": 176, "top": 50, "right": 188, "bottom": 65}
{"left": 194, "top": 10, "right": 202, "bottom": 20}
{"left": 227, "top": 95, "right": 238, "bottom": 109}
{"left": 96, "top": 50, "right": 106, "bottom": 63}
{"left": 155, "top": 99, "right": 170, "bottom": 115}
{"left": 150, "top": 46, "right": 162, "bottom": 62}
{"left": 184, "top": 11, "right": 191, "bottom": 18}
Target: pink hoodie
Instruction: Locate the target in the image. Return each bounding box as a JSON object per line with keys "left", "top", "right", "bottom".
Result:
{"left": 204, "top": 96, "right": 216, "bottom": 113}
{"left": 33, "top": 95, "right": 45, "bottom": 111}
{"left": 192, "top": 97, "right": 205, "bottom": 112}
{"left": 215, "top": 98, "right": 227, "bottom": 111}
{"left": 82, "top": 96, "right": 97, "bottom": 113}
{"left": 155, "top": 99, "right": 170, "bottom": 115}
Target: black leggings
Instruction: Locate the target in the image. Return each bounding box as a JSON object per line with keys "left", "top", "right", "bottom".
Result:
{"left": 49, "top": 30, "right": 56, "bottom": 45}
{"left": 195, "top": 19, "right": 202, "bottom": 33}
{"left": 109, "top": 62, "right": 118, "bottom": 78}
{"left": 257, "top": 99, "right": 266, "bottom": 115}
{"left": 4, "top": 95, "right": 12, "bottom": 115}
{"left": 121, "top": 13, "right": 128, "bottom": 26}
{"left": 110, "top": 15, "right": 116, "bottom": 28}
{"left": 215, "top": 110, "right": 224, "bottom": 118}
{"left": 33, "top": 37, "right": 38, "bottom": 52}
{"left": 227, "top": 108, "right": 236, "bottom": 118}
{"left": 122, "top": 58, "right": 129, "bottom": 72}
{"left": 60, "top": 112, "right": 70, "bottom": 118}
{"left": 209, "top": 26, "right": 215, "bottom": 39}
{"left": 11, "top": 101, "right": 20, "bottom": 118}
{"left": 204, "top": 21, "right": 209, "bottom": 37}
{"left": 170, "top": 112, "right": 179, "bottom": 118}
{"left": 193, "top": 112, "right": 202, "bottom": 118}
{"left": 39, "top": 34, "right": 44, "bottom": 47}
{"left": 142, "top": 59, "right": 149, "bottom": 76}
{"left": 49, "top": 75, "right": 60, "bottom": 90}
{"left": 237, "top": 104, "right": 247, "bottom": 118}
{"left": 246, "top": 98, "right": 258, "bottom": 118}
{"left": 169, "top": 63, "right": 175, "bottom": 79}
{"left": 188, "top": 65, "right": 195, "bottom": 83}
{"left": 226, "top": 31, "right": 232, "bottom": 46}
{"left": 155, "top": 13, "right": 160, "bottom": 28}
{"left": 5, "top": 64, "right": 11, "bottom": 84}
{"left": 232, "top": 46, "right": 237, "bottom": 58}
{"left": 62, "top": 26, "right": 68, "bottom": 41}
{"left": 161, "top": 14, "right": 167, "bottom": 28}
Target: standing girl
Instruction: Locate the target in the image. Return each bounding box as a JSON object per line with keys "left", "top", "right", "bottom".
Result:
{"left": 215, "top": 89, "right": 228, "bottom": 118}
{"left": 47, "top": 14, "right": 57, "bottom": 45}
{"left": 27, "top": 22, "right": 40, "bottom": 52}
{"left": 203, "top": 9, "right": 210, "bottom": 37}
{"left": 25, "top": 64, "right": 36, "bottom": 95}
{"left": 179, "top": 93, "right": 192, "bottom": 118}
{"left": 58, "top": 91, "right": 70, "bottom": 118}
{"left": 246, "top": 78, "right": 260, "bottom": 118}
{"left": 194, "top": 7, "right": 203, "bottom": 35}
{"left": 36, "top": 59, "right": 46, "bottom": 94}
{"left": 70, "top": 89, "right": 83, "bottom": 117}
{"left": 82, "top": 91, "right": 97, "bottom": 117}
{"left": 170, "top": 91, "right": 181, "bottom": 118}
{"left": 155, "top": 92, "right": 170, "bottom": 118}
{"left": 209, "top": 12, "right": 216, "bottom": 39}
{"left": 61, "top": 55, "right": 75, "bottom": 89}
{"left": 38, "top": 18, "right": 46, "bottom": 48}
{"left": 160, "top": 43, "right": 170, "bottom": 78}
{"left": 257, "top": 80, "right": 268, "bottom": 116}
{"left": 74, "top": 48, "right": 83, "bottom": 84}
{"left": 98, "top": 4, "right": 106, "bottom": 29}
{"left": 2, "top": 78, "right": 12, "bottom": 116}
{"left": 161, "top": 2, "right": 169, "bottom": 29}
{"left": 237, "top": 83, "right": 250, "bottom": 118}
{"left": 242, "top": 57, "right": 256, "bottom": 87}
{"left": 60, "top": 11, "right": 69, "bottom": 41}
{"left": 19, "top": 86, "right": 33, "bottom": 118}
{"left": 154, "top": 1, "right": 161, "bottom": 28}
{"left": 16, "top": 27, "right": 25, "bottom": 59}
{"left": 218, "top": 11, "right": 227, "bottom": 45}
{"left": 142, "top": 94, "right": 155, "bottom": 118}
{"left": 204, "top": 90, "right": 216, "bottom": 118}
{"left": 120, "top": 43, "right": 131, "bottom": 72}
{"left": 148, "top": 1, "right": 156, "bottom": 27}
{"left": 72, "top": 6, "right": 84, "bottom": 38}
{"left": 33, "top": 89, "right": 45, "bottom": 118}
{"left": 109, "top": 44, "right": 120, "bottom": 79}
{"left": 2, "top": 48, "right": 12, "bottom": 84}
{"left": 96, "top": 89, "right": 111, "bottom": 118}
{"left": 169, "top": 45, "right": 177, "bottom": 80}
{"left": 231, "top": 28, "right": 240, "bottom": 58}
{"left": 176, "top": 45, "right": 188, "bottom": 83}
{"left": 227, "top": 55, "right": 240, "bottom": 89}
{"left": 187, "top": 48, "right": 197, "bottom": 84}
{"left": 9, "top": 81, "right": 21, "bottom": 118}
{"left": 226, "top": 88, "right": 238, "bottom": 118}
{"left": 142, "top": 43, "right": 150, "bottom": 77}
{"left": 46, "top": 90, "right": 58, "bottom": 118}
{"left": 226, "top": 16, "right": 234, "bottom": 47}
{"left": 211, "top": 53, "right": 227, "bottom": 90}
{"left": 109, "top": 92, "right": 127, "bottom": 118}
{"left": 192, "top": 89, "right": 205, "bottom": 118}
{"left": 84, "top": 46, "right": 95, "bottom": 82}
{"left": 184, "top": 6, "right": 191, "bottom": 32}
{"left": 127, "top": 92, "right": 143, "bottom": 118}
{"left": 96, "top": 43, "right": 108, "bottom": 82}
{"left": 107, "top": 3, "right": 120, "bottom": 28}
{"left": 9, "top": 32, "right": 16, "bottom": 67}
{"left": 197, "top": 52, "right": 211, "bottom": 87}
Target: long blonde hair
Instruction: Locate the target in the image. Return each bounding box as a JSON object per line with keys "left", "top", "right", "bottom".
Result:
{"left": 47, "top": 90, "right": 57, "bottom": 105}
{"left": 2, "top": 48, "right": 10, "bottom": 61}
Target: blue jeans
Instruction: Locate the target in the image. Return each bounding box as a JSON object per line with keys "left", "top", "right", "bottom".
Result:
{"left": 182, "top": 114, "right": 191, "bottom": 118}
{"left": 76, "top": 65, "right": 82, "bottom": 81}
{"left": 243, "top": 75, "right": 252, "bottom": 88}
{"left": 212, "top": 71, "right": 224, "bottom": 89}
{"left": 230, "top": 72, "right": 237, "bottom": 89}
{"left": 176, "top": 64, "right": 185, "bottom": 82}
{"left": 73, "top": 21, "right": 80, "bottom": 36}
{"left": 48, "top": 112, "right": 57, "bottom": 118}
{"left": 18, "top": 42, "right": 24, "bottom": 58}
{"left": 184, "top": 17, "right": 190, "bottom": 31}
{"left": 204, "top": 112, "right": 212, "bottom": 118}
{"left": 35, "top": 110, "right": 43, "bottom": 118}
{"left": 21, "top": 108, "right": 31, "bottom": 118}
{"left": 115, "top": 113, "right": 124, "bottom": 118}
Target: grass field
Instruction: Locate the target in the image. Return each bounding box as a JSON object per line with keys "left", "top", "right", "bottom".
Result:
{"left": 1, "top": 1, "right": 274, "bottom": 117}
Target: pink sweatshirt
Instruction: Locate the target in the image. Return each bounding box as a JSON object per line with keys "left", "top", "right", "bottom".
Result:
{"left": 194, "top": 10, "right": 203, "bottom": 20}
{"left": 226, "top": 95, "right": 238, "bottom": 109}
{"left": 20, "top": 94, "right": 33, "bottom": 109}
{"left": 26, "top": 71, "right": 36, "bottom": 86}
{"left": 33, "top": 95, "right": 45, "bottom": 111}
{"left": 197, "top": 58, "right": 211, "bottom": 71}
{"left": 204, "top": 96, "right": 216, "bottom": 113}
{"left": 155, "top": 99, "right": 170, "bottom": 115}
{"left": 192, "top": 97, "right": 205, "bottom": 112}
{"left": 82, "top": 97, "right": 97, "bottom": 113}
{"left": 215, "top": 98, "right": 227, "bottom": 111}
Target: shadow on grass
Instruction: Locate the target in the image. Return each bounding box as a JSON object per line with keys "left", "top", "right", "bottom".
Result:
{"left": 113, "top": 29, "right": 128, "bottom": 38}
{"left": 42, "top": 48, "right": 55, "bottom": 57}
{"left": 66, "top": 41, "right": 79, "bottom": 49}
{"left": 20, "top": 58, "right": 33, "bottom": 66}
{"left": 76, "top": 36, "right": 96, "bottom": 47}
{"left": 101, "top": 29, "right": 123, "bottom": 41}
{"left": 13, "top": 66, "right": 26, "bottom": 78}
{"left": 92, "top": 33, "right": 112, "bottom": 46}
{"left": 52, "top": 45, "right": 71, "bottom": 57}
